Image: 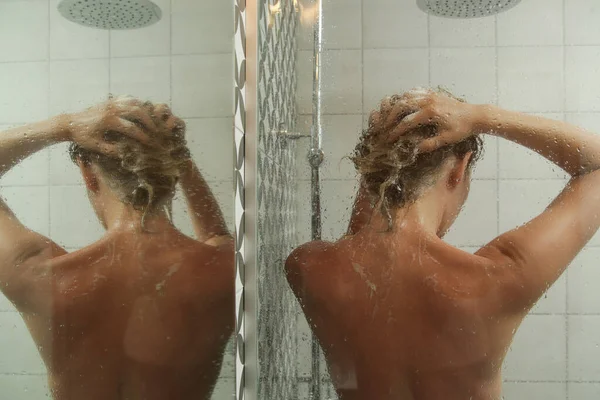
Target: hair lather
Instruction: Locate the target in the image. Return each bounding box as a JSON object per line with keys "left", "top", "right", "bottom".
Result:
{"left": 351, "top": 88, "right": 483, "bottom": 228}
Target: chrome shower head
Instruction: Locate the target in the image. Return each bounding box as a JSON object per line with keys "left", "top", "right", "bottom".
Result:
{"left": 58, "top": 0, "right": 162, "bottom": 30}
{"left": 416, "top": 0, "right": 522, "bottom": 18}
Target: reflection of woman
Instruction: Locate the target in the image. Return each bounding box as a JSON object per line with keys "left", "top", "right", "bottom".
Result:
{"left": 0, "top": 97, "right": 233, "bottom": 399}
{"left": 286, "top": 89, "right": 600, "bottom": 400}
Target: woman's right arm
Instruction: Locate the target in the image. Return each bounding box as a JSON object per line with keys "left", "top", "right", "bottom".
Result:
{"left": 474, "top": 106, "right": 600, "bottom": 311}
{"left": 179, "top": 160, "right": 232, "bottom": 246}
{"left": 393, "top": 91, "right": 600, "bottom": 312}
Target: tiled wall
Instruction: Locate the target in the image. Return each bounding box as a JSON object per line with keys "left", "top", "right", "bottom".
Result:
{"left": 0, "top": 0, "right": 235, "bottom": 398}
{"left": 295, "top": 0, "right": 600, "bottom": 398}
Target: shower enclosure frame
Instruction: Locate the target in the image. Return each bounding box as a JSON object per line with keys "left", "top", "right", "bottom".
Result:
{"left": 233, "top": 0, "right": 250, "bottom": 399}
{"left": 236, "top": 0, "right": 327, "bottom": 398}
{"left": 234, "top": 0, "right": 255, "bottom": 399}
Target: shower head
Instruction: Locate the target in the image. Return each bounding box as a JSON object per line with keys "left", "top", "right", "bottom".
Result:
{"left": 58, "top": 0, "right": 162, "bottom": 30}
{"left": 416, "top": 0, "right": 522, "bottom": 18}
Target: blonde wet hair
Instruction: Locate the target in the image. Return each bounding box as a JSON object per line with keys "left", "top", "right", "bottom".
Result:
{"left": 351, "top": 88, "right": 483, "bottom": 226}
{"left": 69, "top": 97, "right": 191, "bottom": 223}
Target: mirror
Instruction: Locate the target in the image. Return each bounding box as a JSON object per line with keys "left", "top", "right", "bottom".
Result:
{"left": 0, "top": 0, "right": 235, "bottom": 399}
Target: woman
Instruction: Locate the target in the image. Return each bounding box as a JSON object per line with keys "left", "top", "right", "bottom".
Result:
{"left": 286, "top": 88, "right": 600, "bottom": 399}
{"left": 0, "top": 97, "right": 234, "bottom": 399}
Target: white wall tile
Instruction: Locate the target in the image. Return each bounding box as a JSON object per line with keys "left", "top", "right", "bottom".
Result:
{"left": 298, "top": 0, "right": 361, "bottom": 50}
{"left": 363, "top": 0, "right": 428, "bottom": 48}
{"left": 184, "top": 118, "right": 234, "bottom": 182}
{"left": 566, "top": 112, "right": 600, "bottom": 133}
{"left": 172, "top": 54, "right": 233, "bottom": 118}
{"left": 211, "top": 378, "right": 235, "bottom": 400}
{"left": 110, "top": 56, "right": 170, "bottom": 103}
{"left": 501, "top": 173, "right": 600, "bottom": 245}
{"left": 0, "top": 125, "right": 49, "bottom": 185}
{"left": 499, "top": 113, "right": 568, "bottom": 179}
{"left": 297, "top": 50, "right": 362, "bottom": 115}
{"left": 0, "top": 374, "right": 49, "bottom": 400}
{"left": 323, "top": 50, "right": 362, "bottom": 115}
{"left": 565, "top": 0, "right": 600, "bottom": 45}
{"left": 49, "top": 142, "right": 83, "bottom": 186}
{"left": 1, "top": 186, "right": 49, "bottom": 236}
{"left": 564, "top": 114, "right": 600, "bottom": 248}
{"left": 531, "top": 273, "right": 566, "bottom": 315}
{"left": 296, "top": 51, "right": 314, "bottom": 115}
{"left": 568, "top": 315, "right": 600, "bottom": 380}
{"left": 110, "top": 0, "right": 170, "bottom": 57}
{"left": 444, "top": 180, "right": 498, "bottom": 247}
{"left": 320, "top": 115, "right": 362, "bottom": 180}
{"left": 0, "top": 62, "right": 48, "bottom": 123}
{"left": 0, "top": 1, "right": 48, "bottom": 62}
{"left": 0, "top": 294, "right": 17, "bottom": 312}
{"left": 363, "top": 49, "right": 429, "bottom": 113}
{"left": 472, "top": 135, "right": 497, "bottom": 180}
{"left": 0, "top": 149, "right": 49, "bottom": 186}
{"left": 294, "top": 115, "right": 312, "bottom": 180}
{"left": 568, "top": 248, "right": 600, "bottom": 314}
{"left": 430, "top": 47, "right": 497, "bottom": 104}
{"left": 50, "top": 59, "right": 109, "bottom": 114}
{"left": 0, "top": 312, "right": 46, "bottom": 374}
{"left": 49, "top": 185, "right": 104, "bottom": 248}
{"left": 502, "top": 382, "right": 566, "bottom": 400}
{"left": 49, "top": 0, "right": 109, "bottom": 60}
{"left": 429, "top": 15, "right": 495, "bottom": 47}
{"left": 295, "top": 180, "right": 312, "bottom": 244}
{"left": 499, "top": 180, "right": 566, "bottom": 233}
{"left": 322, "top": 179, "right": 359, "bottom": 241}
{"left": 565, "top": 47, "right": 600, "bottom": 112}
{"left": 568, "top": 383, "right": 600, "bottom": 400}
{"left": 564, "top": 113, "right": 600, "bottom": 242}
{"left": 497, "top": 0, "right": 563, "bottom": 46}
{"left": 498, "top": 47, "right": 564, "bottom": 113}
{"left": 297, "top": 313, "right": 312, "bottom": 378}
{"left": 503, "top": 315, "right": 566, "bottom": 381}
{"left": 171, "top": 0, "right": 233, "bottom": 55}
{"left": 172, "top": 180, "right": 234, "bottom": 239}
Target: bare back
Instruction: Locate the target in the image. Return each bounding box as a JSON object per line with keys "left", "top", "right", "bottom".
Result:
{"left": 18, "top": 230, "right": 234, "bottom": 400}
{"left": 287, "top": 230, "right": 528, "bottom": 400}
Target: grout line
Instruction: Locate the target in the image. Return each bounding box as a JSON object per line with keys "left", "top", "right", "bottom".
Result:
{"left": 427, "top": 14, "right": 431, "bottom": 86}
{"left": 108, "top": 27, "right": 112, "bottom": 94}
{"left": 360, "top": 0, "right": 364, "bottom": 117}
{"left": 562, "top": 0, "right": 570, "bottom": 392}
{"left": 169, "top": 0, "right": 173, "bottom": 107}
{"left": 47, "top": 0, "right": 52, "bottom": 241}
{"left": 494, "top": 14, "right": 500, "bottom": 237}
{"left": 0, "top": 51, "right": 233, "bottom": 65}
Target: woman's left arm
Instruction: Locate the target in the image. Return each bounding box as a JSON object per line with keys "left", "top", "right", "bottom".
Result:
{"left": 0, "top": 97, "right": 153, "bottom": 310}
{"left": 0, "top": 117, "right": 71, "bottom": 309}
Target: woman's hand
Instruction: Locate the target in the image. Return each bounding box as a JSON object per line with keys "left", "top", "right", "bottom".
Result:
{"left": 63, "top": 96, "right": 157, "bottom": 157}
{"left": 386, "top": 89, "right": 484, "bottom": 153}
{"left": 152, "top": 102, "right": 186, "bottom": 138}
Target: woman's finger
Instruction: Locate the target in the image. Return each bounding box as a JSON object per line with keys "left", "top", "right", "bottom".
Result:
{"left": 166, "top": 116, "right": 186, "bottom": 136}
{"left": 97, "top": 142, "right": 120, "bottom": 158}
{"left": 108, "top": 118, "right": 152, "bottom": 145}
{"left": 387, "top": 110, "right": 433, "bottom": 143}
{"left": 121, "top": 107, "right": 158, "bottom": 134}
{"left": 417, "top": 130, "right": 455, "bottom": 153}
{"left": 153, "top": 103, "right": 172, "bottom": 122}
